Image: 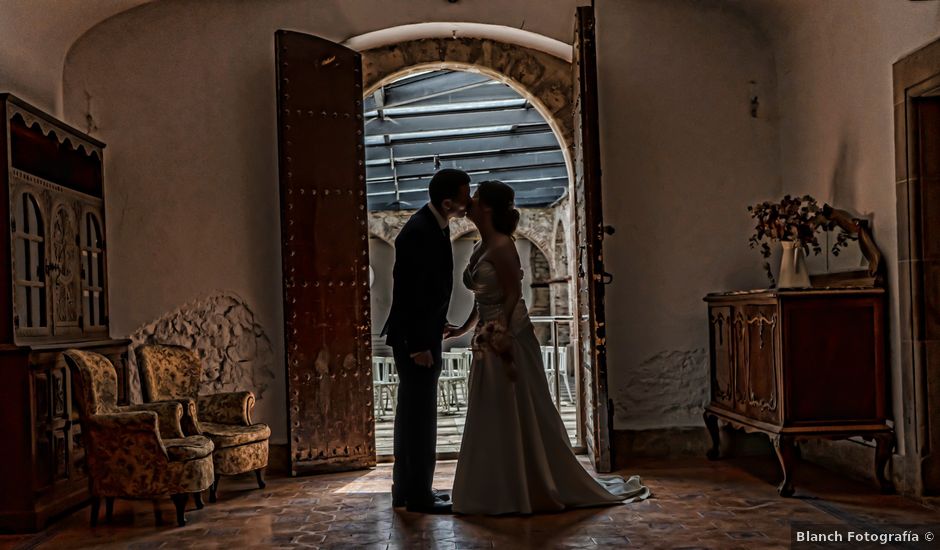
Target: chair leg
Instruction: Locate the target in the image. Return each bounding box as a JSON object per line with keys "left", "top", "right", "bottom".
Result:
{"left": 193, "top": 492, "right": 204, "bottom": 509}
{"left": 209, "top": 473, "right": 220, "bottom": 503}
{"left": 255, "top": 468, "right": 266, "bottom": 489}
{"left": 89, "top": 497, "right": 100, "bottom": 527}
{"left": 152, "top": 500, "right": 164, "bottom": 526}
{"left": 170, "top": 493, "right": 188, "bottom": 527}
{"left": 563, "top": 373, "right": 574, "bottom": 404}
{"left": 105, "top": 497, "right": 115, "bottom": 523}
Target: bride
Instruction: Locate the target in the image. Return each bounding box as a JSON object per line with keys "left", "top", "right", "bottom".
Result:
{"left": 445, "top": 180, "right": 650, "bottom": 515}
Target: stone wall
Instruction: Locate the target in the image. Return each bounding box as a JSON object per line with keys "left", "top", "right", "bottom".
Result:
{"left": 369, "top": 205, "right": 565, "bottom": 275}
{"left": 127, "top": 293, "right": 278, "bottom": 417}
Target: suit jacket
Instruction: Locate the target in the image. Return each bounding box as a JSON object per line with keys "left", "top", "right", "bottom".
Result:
{"left": 382, "top": 204, "right": 453, "bottom": 355}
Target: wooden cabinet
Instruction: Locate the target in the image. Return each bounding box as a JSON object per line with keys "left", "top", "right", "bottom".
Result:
{"left": 0, "top": 94, "right": 127, "bottom": 532}
{"left": 703, "top": 289, "right": 893, "bottom": 496}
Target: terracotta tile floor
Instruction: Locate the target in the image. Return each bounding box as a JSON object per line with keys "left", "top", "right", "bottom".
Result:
{"left": 3, "top": 457, "right": 938, "bottom": 549}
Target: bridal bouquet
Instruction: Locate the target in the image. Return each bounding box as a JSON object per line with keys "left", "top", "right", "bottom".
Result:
{"left": 472, "top": 320, "right": 517, "bottom": 381}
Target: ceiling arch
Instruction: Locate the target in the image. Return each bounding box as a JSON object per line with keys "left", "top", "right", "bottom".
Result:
{"left": 0, "top": 0, "right": 152, "bottom": 113}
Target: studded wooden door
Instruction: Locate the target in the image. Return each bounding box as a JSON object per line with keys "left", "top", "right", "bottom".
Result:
{"left": 275, "top": 30, "right": 374, "bottom": 475}
{"left": 572, "top": 6, "right": 613, "bottom": 473}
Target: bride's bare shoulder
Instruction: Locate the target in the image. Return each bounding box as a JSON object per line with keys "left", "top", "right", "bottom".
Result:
{"left": 488, "top": 237, "right": 519, "bottom": 264}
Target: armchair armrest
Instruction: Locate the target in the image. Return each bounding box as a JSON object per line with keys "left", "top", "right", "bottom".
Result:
{"left": 83, "top": 411, "right": 171, "bottom": 497}
{"left": 144, "top": 397, "right": 203, "bottom": 436}
{"left": 197, "top": 391, "right": 254, "bottom": 426}
{"left": 84, "top": 411, "right": 169, "bottom": 461}
{"left": 121, "top": 401, "right": 185, "bottom": 440}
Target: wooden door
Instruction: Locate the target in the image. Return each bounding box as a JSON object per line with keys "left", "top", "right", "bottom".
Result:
{"left": 572, "top": 6, "right": 613, "bottom": 473}
{"left": 275, "top": 30, "right": 374, "bottom": 474}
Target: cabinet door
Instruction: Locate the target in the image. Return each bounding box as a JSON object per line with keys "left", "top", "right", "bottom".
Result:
{"left": 31, "top": 356, "right": 72, "bottom": 490}
{"left": 708, "top": 306, "right": 734, "bottom": 409}
{"left": 10, "top": 185, "right": 51, "bottom": 338}
{"left": 734, "top": 305, "right": 780, "bottom": 424}
{"left": 48, "top": 200, "right": 81, "bottom": 338}
{"left": 79, "top": 206, "right": 108, "bottom": 336}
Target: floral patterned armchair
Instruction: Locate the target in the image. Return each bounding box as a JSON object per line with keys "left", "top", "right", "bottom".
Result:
{"left": 63, "top": 349, "right": 215, "bottom": 527}
{"left": 135, "top": 344, "right": 270, "bottom": 502}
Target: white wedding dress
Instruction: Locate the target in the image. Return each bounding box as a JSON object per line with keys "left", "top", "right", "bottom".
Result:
{"left": 451, "top": 252, "right": 650, "bottom": 515}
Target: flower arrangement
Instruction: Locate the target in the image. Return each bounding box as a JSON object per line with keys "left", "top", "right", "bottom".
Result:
{"left": 748, "top": 194, "right": 856, "bottom": 284}
{"left": 472, "top": 320, "right": 516, "bottom": 381}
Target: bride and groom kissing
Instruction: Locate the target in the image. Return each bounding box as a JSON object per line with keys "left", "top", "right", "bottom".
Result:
{"left": 382, "top": 169, "right": 649, "bottom": 515}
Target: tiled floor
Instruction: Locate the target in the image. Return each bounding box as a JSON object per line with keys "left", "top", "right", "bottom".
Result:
{"left": 375, "top": 403, "right": 578, "bottom": 455}
{"left": 4, "top": 456, "right": 939, "bottom": 549}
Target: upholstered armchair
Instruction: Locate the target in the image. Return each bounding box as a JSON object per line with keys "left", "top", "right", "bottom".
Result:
{"left": 135, "top": 344, "right": 270, "bottom": 502}
{"left": 63, "top": 349, "right": 215, "bottom": 527}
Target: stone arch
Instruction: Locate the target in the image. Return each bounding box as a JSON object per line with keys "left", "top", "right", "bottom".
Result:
{"left": 449, "top": 210, "right": 554, "bottom": 264}
{"left": 358, "top": 36, "right": 574, "bottom": 177}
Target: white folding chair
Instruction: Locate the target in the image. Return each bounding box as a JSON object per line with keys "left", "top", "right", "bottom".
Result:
{"left": 440, "top": 351, "right": 468, "bottom": 413}
{"left": 558, "top": 345, "right": 574, "bottom": 404}
{"left": 372, "top": 356, "right": 399, "bottom": 419}
{"left": 541, "top": 345, "right": 575, "bottom": 404}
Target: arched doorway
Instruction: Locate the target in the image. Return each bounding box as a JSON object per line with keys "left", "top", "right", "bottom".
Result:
{"left": 362, "top": 68, "right": 578, "bottom": 456}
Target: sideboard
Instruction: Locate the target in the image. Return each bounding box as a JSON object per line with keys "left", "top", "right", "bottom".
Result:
{"left": 703, "top": 288, "right": 893, "bottom": 496}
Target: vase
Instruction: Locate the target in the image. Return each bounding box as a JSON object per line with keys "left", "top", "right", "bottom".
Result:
{"left": 778, "top": 240, "right": 810, "bottom": 288}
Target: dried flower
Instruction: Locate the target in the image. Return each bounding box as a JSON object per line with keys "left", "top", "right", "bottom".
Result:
{"left": 747, "top": 195, "right": 852, "bottom": 285}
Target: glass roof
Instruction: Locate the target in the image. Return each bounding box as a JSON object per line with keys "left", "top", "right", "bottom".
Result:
{"left": 364, "top": 70, "right": 567, "bottom": 210}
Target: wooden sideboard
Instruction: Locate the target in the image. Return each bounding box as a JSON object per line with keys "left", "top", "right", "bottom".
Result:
{"left": 0, "top": 94, "right": 127, "bottom": 531}
{"left": 703, "top": 288, "right": 893, "bottom": 496}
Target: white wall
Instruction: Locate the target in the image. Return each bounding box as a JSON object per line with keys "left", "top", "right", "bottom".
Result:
{"left": 739, "top": 0, "right": 940, "bottom": 464}
{"left": 595, "top": 0, "right": 780, "bottom": 428}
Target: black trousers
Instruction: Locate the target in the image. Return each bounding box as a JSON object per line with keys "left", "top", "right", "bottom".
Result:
{"left": 391, "top": 344, "right": 442, "bottom": 506}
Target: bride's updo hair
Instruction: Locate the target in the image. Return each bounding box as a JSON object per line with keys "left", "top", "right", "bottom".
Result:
{"left": 477, "top": 180, "right": 520, "bottom": 236}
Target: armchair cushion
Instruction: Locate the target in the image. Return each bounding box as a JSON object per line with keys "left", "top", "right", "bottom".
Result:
{"left": 197, "top": 391, "right": 254, "bottom": 426}
{"left": 200, "top": 422, "right": 271, "bottom": 449}
{"left": 163, "top": 435, "right": 214, "bottom": 462}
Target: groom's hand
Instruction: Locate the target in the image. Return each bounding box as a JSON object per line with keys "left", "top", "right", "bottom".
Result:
{"left": 410, "top": 350, "right": 434, "bottom": 367}
{"left": 442, "top": 324, "right": 461, "bottom": 340}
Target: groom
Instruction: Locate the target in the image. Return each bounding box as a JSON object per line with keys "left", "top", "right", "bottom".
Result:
{"left": 382, "top": 168, "right": 472, "bottom": 514}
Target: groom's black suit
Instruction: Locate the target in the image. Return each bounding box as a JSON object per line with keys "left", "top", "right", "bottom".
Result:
{"left": 382, "top": 204, "right": 453, "bottom": 507}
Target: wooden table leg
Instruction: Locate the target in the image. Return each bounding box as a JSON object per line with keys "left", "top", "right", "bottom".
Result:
{"left": 772, "top": 434, "right": 796, "bottom": 497}
{"left": 873, "top": 432, "right": 895, "bottom": 494}
{"left": 704, "top": 411, "right": 720, "bottom": 460}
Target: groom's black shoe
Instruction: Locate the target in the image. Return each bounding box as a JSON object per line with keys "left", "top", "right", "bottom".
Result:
{"left": 393, "top": 491, "right": 449, "bottom": 508}
{"left": 406, "top": 500, "right": 452, "bottom": 514}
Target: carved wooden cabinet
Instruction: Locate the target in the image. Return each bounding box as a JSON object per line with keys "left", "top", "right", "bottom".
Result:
{"left": 0, "top": 94, "right": 128, "bottom": 531}
{"left": 703, "top": 289, "right": 893, "bottom": 496}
